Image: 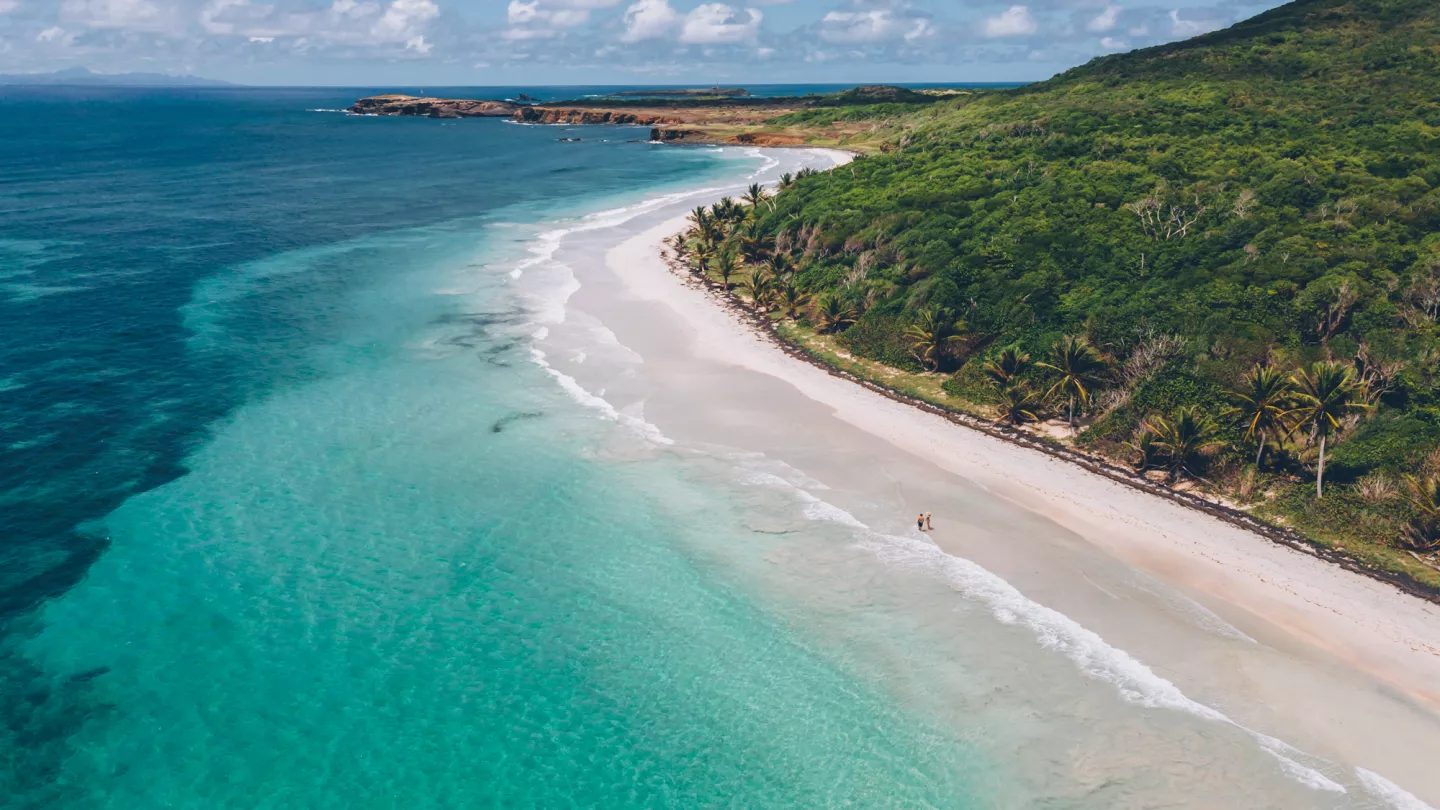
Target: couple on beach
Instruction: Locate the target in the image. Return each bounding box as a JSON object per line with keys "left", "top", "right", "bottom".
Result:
{"left": 916, "top": 513, "right": 933, "bottom": 532}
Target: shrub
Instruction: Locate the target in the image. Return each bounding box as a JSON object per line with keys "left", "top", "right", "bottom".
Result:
{"left": 840, "top": 312, "right": 923, "bottom": 371}
{"left": 1325, "top": 411, "right": 1440, "bottom": 482}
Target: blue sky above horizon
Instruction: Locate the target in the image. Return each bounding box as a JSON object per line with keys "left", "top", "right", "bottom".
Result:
{"left": 0, "top": 0, "right": 1288, "bottom": 86}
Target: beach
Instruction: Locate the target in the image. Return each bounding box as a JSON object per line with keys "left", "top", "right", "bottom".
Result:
{"left": 528, "top": 146, "right": 1440, "bottom": 807}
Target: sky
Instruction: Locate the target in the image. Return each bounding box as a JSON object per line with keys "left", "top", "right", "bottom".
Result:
{"left": 0, "top": 0, "right": 1287, "bottom": 85}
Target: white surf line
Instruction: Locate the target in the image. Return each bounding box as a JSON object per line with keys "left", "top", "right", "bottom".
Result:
{"left": 528, "top": 329, "right": 674, "bottom": 446}
{"left": 507, "top": 144, "right": 850, "bottom": 281}
{"left": 733, "top": 467, "right": 1352, "bottom": 796}
{"left": 515, "top": 147, "right": 849, "bottom": 445}
{"left": 1358, "top": 768, "right": 1439, "bottom": 810}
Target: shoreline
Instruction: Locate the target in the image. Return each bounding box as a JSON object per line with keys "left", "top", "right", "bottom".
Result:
{"left": 541, "top": 146, "right": 1440, "bottom": 804}
{"left": 638, "top": 208, "right": 1440, "bottom": 706}
{"left": 665, "top": 243, "right": 1440, "bottom": 607}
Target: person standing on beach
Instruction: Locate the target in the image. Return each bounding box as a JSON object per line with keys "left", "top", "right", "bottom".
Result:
{"left": 917, "top": 513, "right": 926, "bottom": 532}
{"left": 925, "top": 513, "right": 933, "bottom": 531}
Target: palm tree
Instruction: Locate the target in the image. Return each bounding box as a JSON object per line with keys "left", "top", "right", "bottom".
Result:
{"left": 737, "top": 220, "right": 769, "bottom": 265}
{"left": 815, "top": 295, "right": 857, "bottom": 333}
{"left": 739, "top": 270, "right": 774, "bottom": 311}
{"left": 714, "top": 197, "right": 740, "bottom": 226}
{"left": 1289, "top": 361, "right": 1370, "bottom": 498}
{"left": 1037, "top": 336, "right": 1106, "bottom": 436}
{"left": 994, "top": 383, "right": 1043, "bottom": 427}
{"left": 777, "top": 172, "right": 795, "bottom": 190}
{"left": 764, "top": 253, "right": 792, "bottom": 280}
{"left": 713, "top": 249, "right": 741, "bottom": 291}
{"left": 742, "top": 182, "right": 767, "bottom": 209}
{"left": 1124, "top": 427, "right": 1164, "bottom": 473}
{"left": 1402, "top": 475, "right": 1440, "bottom": 550}
{"left": 775, "top": 282, "right": 809, "bottom": 319}
{"left": 903, "top": 307, "right": 968, "bottom": 372}
{"left": 1143, "top": 406, "right": 1222, "bottom": 482}
{"left": 687, "top": 205, "right": 710, "bottom": 232}
{"left": 983, "top": 346, "right": 1031, "bottom": 387}
{"left": 698, "top": 215, "right": 722, "bottom": 252}
{"left": 689, "top": 241, "right": 713, "bottom": 276}
{"left": 1226, "top": 364, "right": 1296, "bottom": 469}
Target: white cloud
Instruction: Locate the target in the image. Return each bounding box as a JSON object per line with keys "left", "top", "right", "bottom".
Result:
{"left": 36, "top": 25, "right": 68, "bottom": 41}
{"left": 1169, "top": 8, "right": 1220, "bottom": 38}
{"left": 619, "top": 0, "right": 680, "bottom": 42}
{"left": 61, "top": 0, "right": 174, "bottom": 32}
{"left": 249, "top": 35, "right": 272, "bottom": 42}
{"left": 983, "top": 5, "right": 1036, "bottom": 37}
{"left": 819, "top": 6, "right": 932, "bottom": 44}
{"left": 1086, "top": 4, "right": 1119, "bottom": 32}
{"left": 0, "top": 0, "right": 18, "bottom": 12}
{"left": 680, "top": 4, "right": 762, "bottom": 44}
{"left": 507, "top": 0, "right": 613, "bottom": 29}
{"left": 197, "top": 0, "right": 440, "bottom": 53}
{"left": 1099, "top": 35, "right": 1125, "bottom": 48}
{"left": 373, "top": 0, "right": 438, "bottom": 41}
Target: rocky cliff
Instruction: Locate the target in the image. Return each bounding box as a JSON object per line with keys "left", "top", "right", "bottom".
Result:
{"left": 511, "top": 106, "right": 683, "bottom": 126}
{"left": 348, "top": 95, "right": 519, "bottom": 118}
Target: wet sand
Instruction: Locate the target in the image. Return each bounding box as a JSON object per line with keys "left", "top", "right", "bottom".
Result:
{"left": 526, "top": 147, "right": 1440, "bottom": 807}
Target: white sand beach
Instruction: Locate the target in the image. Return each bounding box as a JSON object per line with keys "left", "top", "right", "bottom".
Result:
{"left": 524, "top": 147, "right": 1440, "bottom": 807}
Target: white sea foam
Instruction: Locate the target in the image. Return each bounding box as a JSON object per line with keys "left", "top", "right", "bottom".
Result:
{"left": 725, "top": 465, "right": 1355, "bottom": 797}
{"left": 1357, "top": 768, "right": 1438, "bottom": 810}
{"left": 529, "top": 335, "right": 673, "bottom": 446}
{"left": 737, "top": 470, "right": 796, "bottom": 489}
{"left": 796, "top": 492, "right": 868, "bottom": 528}
{"left": 744, "top": 147, "right": 782, "bottom": 179}
{"left": 1266, "top": 753, "right": 1347, "bottom": 793}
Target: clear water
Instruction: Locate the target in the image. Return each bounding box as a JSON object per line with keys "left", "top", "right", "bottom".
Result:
{"left": 0, "top": 87, "right": 1425, "bottom": 809}
{"left": 0, "top": 87, "right": 994, "bottom": 808}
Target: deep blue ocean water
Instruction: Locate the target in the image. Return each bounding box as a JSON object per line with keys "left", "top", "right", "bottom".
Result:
{"left": 0, "top": 87, "right": 1001, "bottom": 808}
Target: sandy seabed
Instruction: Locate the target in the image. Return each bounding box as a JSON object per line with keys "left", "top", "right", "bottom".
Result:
{"left": 523, "top": 146, "right": 1440, "bottom": 808}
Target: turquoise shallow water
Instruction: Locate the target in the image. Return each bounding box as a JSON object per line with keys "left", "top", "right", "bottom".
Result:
{"left": 1, "top": 91, "right": 994, "bottom": 807}
{"left": 29, "top": 263, "right": 987, "bottom": 806}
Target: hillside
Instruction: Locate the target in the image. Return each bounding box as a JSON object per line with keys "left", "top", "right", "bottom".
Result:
{"left": 676, "top": 0, "right": 1440, "bottom": 590}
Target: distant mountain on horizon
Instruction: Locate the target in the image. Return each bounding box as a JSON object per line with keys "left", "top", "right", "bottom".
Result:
{"left": 0, "top": 67, "right": 237, "bottom": 87}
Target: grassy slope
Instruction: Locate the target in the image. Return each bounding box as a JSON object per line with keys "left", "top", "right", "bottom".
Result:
{"left": 736, "top": 0, "right": 1440, "bottom": 589}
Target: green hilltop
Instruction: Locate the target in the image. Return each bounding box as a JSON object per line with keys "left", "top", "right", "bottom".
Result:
{"left": 677, "top": 0, "right": 1440, "bottom": 590}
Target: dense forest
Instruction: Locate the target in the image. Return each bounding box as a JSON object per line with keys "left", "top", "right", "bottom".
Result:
{"left": 673, "top": 0, "right": 1440, "bottom": 588}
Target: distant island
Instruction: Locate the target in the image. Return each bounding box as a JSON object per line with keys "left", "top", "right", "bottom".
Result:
{"left": 611, "top": 88, "right": 748, "bottom": 98}
{"left": 0, "top": 67, "right": 236, "bottom": 87}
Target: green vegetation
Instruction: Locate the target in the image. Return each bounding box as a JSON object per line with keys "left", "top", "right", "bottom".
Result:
{"left": 670, "top": 0, "right": 1440, "bottom": 591}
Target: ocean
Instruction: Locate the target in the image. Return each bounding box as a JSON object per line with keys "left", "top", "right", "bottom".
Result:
{"left": 0, "top": 87, "right": 1427, "bottom": 808}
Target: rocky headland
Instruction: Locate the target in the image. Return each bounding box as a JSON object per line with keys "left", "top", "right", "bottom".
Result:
{"left": 346, "top": 86, "right": 934, "bottom": 151}
{"left": 347, "top": 95, "right": 519, "bottom": 118}
{"left": 512, "top": 106, "right": 684, "bottom": 126}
